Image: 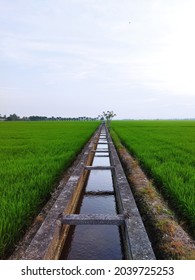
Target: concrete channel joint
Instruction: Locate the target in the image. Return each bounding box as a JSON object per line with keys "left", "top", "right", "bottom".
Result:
{"left": 84, "top": 165, "right": 115, "bottom": 170}
{"left": 61, "top": 214, "right": 125, "bottom": 225}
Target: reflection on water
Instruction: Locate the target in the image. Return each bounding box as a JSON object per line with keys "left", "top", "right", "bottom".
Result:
{"left": 86, "top": 170, "right": 113, "bottom": 192}
{"left": 92, "top": 156, "right": 110, "bottom": 166}
{"left": 96, "top": 143, "right": 108, "bottom": 150}
{"left": 95, "top": 152, "right": 109, "bottom": 156}
{"left": 78, "top": 195, "right": 117, "bottom": 214}
{"left": 64, "top": 225, "right": 124, "bottom": 260}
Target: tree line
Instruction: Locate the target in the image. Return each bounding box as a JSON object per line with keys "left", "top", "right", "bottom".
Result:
{"left": 0, "top": 113, "right": 99, "bottom": 121}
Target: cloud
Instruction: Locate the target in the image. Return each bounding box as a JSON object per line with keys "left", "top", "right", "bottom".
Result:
{"left": 0, "top": 0, "right": 195, "bottom": 118}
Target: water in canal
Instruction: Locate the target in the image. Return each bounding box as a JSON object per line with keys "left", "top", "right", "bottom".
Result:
{"left": 60, "top": 130, "right": 125, "bottom": 260}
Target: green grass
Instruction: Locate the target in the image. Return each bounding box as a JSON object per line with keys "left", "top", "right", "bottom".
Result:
{"left": 112, "top": 120, "right": 195, "bottom": 233}
{"left": 0, "top": 121, "right": 99, "bottom": 258}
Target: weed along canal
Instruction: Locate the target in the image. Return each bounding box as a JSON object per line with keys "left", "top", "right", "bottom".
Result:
{"left": 22, "top": 124, "right": 155, "bottom": 260}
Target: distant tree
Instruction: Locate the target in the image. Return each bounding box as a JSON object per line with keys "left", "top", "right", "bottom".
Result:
{"left": 6, "top": 113, "right": 20, "bottom": 121}
{"left": 0, "top": 114, "right": 6, "bottom": 120}
{"left": 99, "top": 110, "right": 116, "bottom": 129}
{"left": 29, "top": 116, "right": 47, "bottom": 121}
{"left": 21, "top": 116, "right": 29, "bottom": 121}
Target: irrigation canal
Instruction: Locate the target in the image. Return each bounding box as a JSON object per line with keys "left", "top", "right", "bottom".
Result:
{"left": 22, "top": 124, "right": 155, "bottom": 260}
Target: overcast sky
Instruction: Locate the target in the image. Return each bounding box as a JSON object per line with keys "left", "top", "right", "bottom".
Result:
{"left": 0, "top": 0, "right": 195, "bottom": 119}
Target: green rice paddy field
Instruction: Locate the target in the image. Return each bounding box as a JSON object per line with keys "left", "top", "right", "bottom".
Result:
{"left": 0, "top": 121, "right": 99, "bottom": 259}
{"left": 112, "top": 120, "right": 195, "bottom": 234}
{"left": 1, "top": 120, "right": 195, "bottom": 259}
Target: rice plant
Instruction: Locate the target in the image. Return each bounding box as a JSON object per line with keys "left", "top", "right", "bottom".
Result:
{"left": 0, "top": 121, "right": 99, "bottom": 258}
{"left": 112, "top": 120, "right": 195, "bottom": 233}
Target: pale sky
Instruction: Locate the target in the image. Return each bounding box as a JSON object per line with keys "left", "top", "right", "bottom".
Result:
{"left": 0, "top": 0, "right": 195, "bottom": 119}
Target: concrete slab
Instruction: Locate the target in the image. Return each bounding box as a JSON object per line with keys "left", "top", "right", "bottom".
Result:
{"left": 61, "top": 214, "right": 124, "bottom": 225}
{"left": 84, "top": 166, "right": 115, "bottom": 170}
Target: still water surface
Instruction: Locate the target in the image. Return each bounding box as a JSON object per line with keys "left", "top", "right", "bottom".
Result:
{"left": 60, "top": 134, "right": 125, "bottom": 260}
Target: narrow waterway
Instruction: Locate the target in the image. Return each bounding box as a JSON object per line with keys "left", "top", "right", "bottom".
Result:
{"left": 60, "top": 127, "right": 126, "bottom": 260}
